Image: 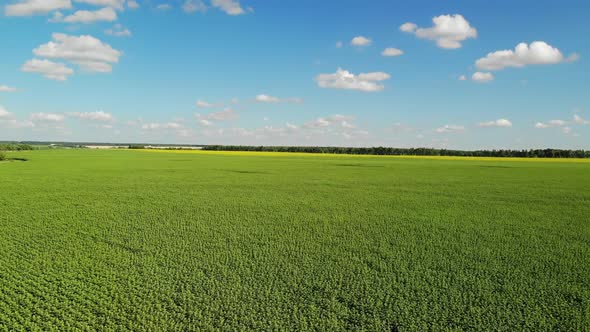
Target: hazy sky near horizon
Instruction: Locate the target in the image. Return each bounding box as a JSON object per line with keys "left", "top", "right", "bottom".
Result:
{"left": 1, "top": 0, "right": 589, "bottom": 149}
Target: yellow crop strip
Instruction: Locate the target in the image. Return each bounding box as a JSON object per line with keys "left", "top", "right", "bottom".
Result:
{"left": 134, "top": 149, "right": 590, "bottom": 163}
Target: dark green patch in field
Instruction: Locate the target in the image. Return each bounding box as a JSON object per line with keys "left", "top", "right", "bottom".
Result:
{"left": 168, "top": 159, "right": 193, "bottom": 162}
{"left": 90, "top": 235, "right": 143, "bottom": 255}
{"left": 219, "top": 169, "right": 270, "bottom": 174}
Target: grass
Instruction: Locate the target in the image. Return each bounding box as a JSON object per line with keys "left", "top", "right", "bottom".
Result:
{"left": 1, "top": 149, "right": 589, "bottom": 330}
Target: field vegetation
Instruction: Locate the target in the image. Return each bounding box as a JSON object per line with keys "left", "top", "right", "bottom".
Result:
{"left": 0, "top": 149, "right": 588, "bottom": 330}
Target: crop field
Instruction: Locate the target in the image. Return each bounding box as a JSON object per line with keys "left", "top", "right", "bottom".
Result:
{"left": 0, "top": 149, "right": 589, "bottom": 330}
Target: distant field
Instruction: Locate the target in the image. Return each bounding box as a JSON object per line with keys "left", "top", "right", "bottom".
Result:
{"left": 1, "top": 149, "right": 589, "bottom": 330}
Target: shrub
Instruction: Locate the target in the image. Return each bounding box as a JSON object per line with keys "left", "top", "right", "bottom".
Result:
{"left": 0, "top": 152, "right": 6, "bottom": 161}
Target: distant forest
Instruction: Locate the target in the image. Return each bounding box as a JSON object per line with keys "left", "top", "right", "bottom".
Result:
{"left": 202, "top": 145, "right": 590, "bottom": 158}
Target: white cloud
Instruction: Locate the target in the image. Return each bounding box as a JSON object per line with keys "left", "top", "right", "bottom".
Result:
{"left": 401, "top": 14, "right": 477, "bottom": 49}
{"left": 458, "top": 75, "right": 467, "bottom": 81}
{"left": 0, "top": 106, "right": 13, "bottom": 119}
{"left": 0, "top": 85, "right": 17, "bottom": 92}
{"left": 255, "top": 94, "right": 303, "bottom": 104}
{"left": 5, "top": 0, "right": 71, "bottom": 16}
{"left": 304, "top": 114, "right": 355, "bottom": 129}
{"left": 573, "top": 114, "right": 590, "bottom": 125}
{"left": 105, "top": 24, "right": 132, "bottom": 37}
{"left": 74, "top": 0, "right": 125, "bottom": 10}
{"left": 127, "top": 0, "right": 139, "bottom": 9}
{"left": 33, "top": 33, "right": 122, "bottom": 73}
{"left": 399, "top": 22, "right": 417, "bottom": 33}
{"left": 478, "top": 119, "right": 512, "bottom": 128}
{"left": 156, "top": 4, "right": 172, "bottom": 10}
{"left": 436, "top": 125, "right": 465, "bottom": 133}
{"left": 476, "top": 41, "right": 576, "bottom": 71}
{"left": 472, "top": 71, "right": 494, "bottom": 83}
{"left": 534, "top": 122, "right": 550, "bottom": 129}
{"left": 315, "top": 68, "right": 391, "bottom": 92}
{"left": 196, "top": 100, "right": 222, "bottom": 108}
{"left": 197, "top": 108, "right": 238, "bottom": 121}
{"left": 351, "top": 36, "right": 372, "bottom": 47}
{"left": 68, "top": 111, "right": 113, "bottom": 121}
{"left": 336, "top": 41, "right": 343, "bottom": 48}
{"left": 50, "top": 7, "right": 117, "bottom": 23}
{"left": 211, "top": 0, "right": 245, "bottom": 15}
{"left": 381, "top": 48, "right": 404, "bottom": 57}
{"left": 535, "top": 119, "right": 567, "bottom": 129}
{"left": 142, "top": 122, "right": 182, "bottom": 130}
{"left": 21, "top": 58, "right": 74, "bottom": 81}
{"left": 31, "top": 112, "right": 65, "bottom": 122}
{"left": 561, "top": 126, "right": 572, "bottom": 134}
{"left": 182, "top": 0, "right": 206, "bottom": 13}
{"left": 0, "top": 119, "right": 35, "bottom": 129}
{"left": 255, "top": 94, "right": 279, "bottom": 103}
{"left": 198, "top": 119, "right": 213, "bottom": 127}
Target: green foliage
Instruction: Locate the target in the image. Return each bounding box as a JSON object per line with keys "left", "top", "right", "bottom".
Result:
{"left": 203, "top": 145, "right": 590, "bottom": 158}
{"left": 0, "top": 149, "right": 589, "bottom": 330}
{"left": 0, "top": 152, "right": 5, "bottom": 161}
{"left": 0, "top": 143, "right": 34, "bottom": 151}
{"left": 128, "top": 144, "right": 146, "bottom": 149}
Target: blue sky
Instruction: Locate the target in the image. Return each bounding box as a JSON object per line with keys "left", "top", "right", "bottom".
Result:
{"left": 1, "top": 0, "right": 589, "bottom": 149}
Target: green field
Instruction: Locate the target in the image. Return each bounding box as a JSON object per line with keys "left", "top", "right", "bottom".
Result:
{"left": 1, "top": 149, "right": 589, "bottom": 330}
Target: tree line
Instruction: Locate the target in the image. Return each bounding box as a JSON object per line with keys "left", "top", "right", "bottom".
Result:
{"left": 0, "top": 144, "right": 34, "bottom": 151}
{"left": 202, "top": 145, "right": 590, "bottom": 158}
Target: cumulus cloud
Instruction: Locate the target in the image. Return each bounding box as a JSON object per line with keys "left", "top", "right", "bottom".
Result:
{"left": 127, "top": 0, "right": 139, "bottom": 9}
{"left": 0, "top": 119, "right": 35, "bottom": 129}
{"left": 0, "top": 106, "right": 13, "bottom": 118}
{"left": 50, "top": 7, "right": 117, "bottom": 24}
{"left": 458, "top": 75, "right": 467, "bottom": 81}
{"left": 198, "top": 119, "right": 214, "bottom": 127}
{"left": 573, "top": 114, "right": 590, "bottom": 125}
{"left": 5, "top": 0, "right": 72, "bottom": 16}
{"left": 472, "top": 71, "right": 494, "bottom": 83}
{"left": 0, "top": 85, "right": 17, "bottom": 92}
{"left": 21, "top": 58, "right": 74, "bottom": 81}
{"left": 67, "top": 111, "right": 113, "bottom": 121}
{"left": 335, "top": 41, "right": 343, "bottom": 48}
{"left": 476, "top": 41, "right": 577, "bottom": 71}
{"left": 401, "top": 14, "right": 477, "bottom": 49}
{"left": 381, "top": 48, "right": 404, "bottom": 57}
{"left": 211, "top": 0, "right": 246, "bottom": 15}
{"left": 534, "top": 119, "right": 567, "bottom": 129}
{"left": 183, "top": 0, "right": 206, "bottom": 13}
{"left": 255, "top": 94, "right": 303, "bottom": 104}
{"left": 436, "top": 125, "right": 465, "bottom": 133}
{"left": 351, "top": 36, "right": 372, "bottom": 47}
{"left": 31, "top": 112, "right": 65, "bottom": 122}
{"left": 315, "top": 68, "right": 391, "bottom": 92}
{"left": 478, "top": 119, "right": 512, "bottom": 128}
{"left": 105, "top": 24, "right": 132, "bottom": 37}
{"left": 32, "top": 33, "right": 122, "bottom": 73}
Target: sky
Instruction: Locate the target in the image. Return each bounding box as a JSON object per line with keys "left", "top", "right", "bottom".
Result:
{"left": 1, "top": 0, "right": 589, "bottom": 149}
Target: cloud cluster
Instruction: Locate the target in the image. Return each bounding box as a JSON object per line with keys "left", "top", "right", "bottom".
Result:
{"left": 5, "top": 0, "right": 72, "bottom": 16}
{"left": 401, "top": 14, "right": 477, "bottom": 49}
{"left": 0, "top": 106, "right": 13, "bottom": 118}
{"left": 435, "top": 125, "right": 465, "bottom": 133}
{"left": 315, "top": 68, "right": 391, "bottom": 92}
{"left": 22, "top": 33, "right": 122, "bottom": 80}
{"left": 68, "top": 111, "right": 113, "bottom": 121}
{"left": 21, "top": 59, "right": 74, "bottom": 81}
{"left": 535, "top": 114, "right": 589, "bottom": 135}
{"left": 31, "top": 112, "right": 65, "bottom": 122}
{"left": 211, "top": 0, "right": 247, "bottom": 15}
{"left": 50, "top": 7, "right": 117, "bottom": 23}
{"left": 476, "top": 41, "right": 577, "bottom": 71}
{"left": 0, "top": 85, "right": 17, "bottom": 92}
{"left": 255, "top": 94, "right": 303, "bottom": 104}
{"left": 478, "top": 119, "right": 512, "bottom": 128}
